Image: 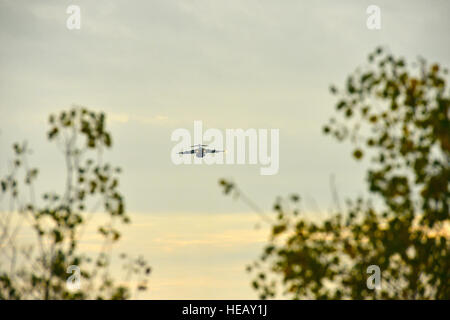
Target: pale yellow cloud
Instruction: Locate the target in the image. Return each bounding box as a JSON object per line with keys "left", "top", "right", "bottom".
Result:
{"left": 92, "top": 211, "right": 268, "bottom": 299}
{"left": 4, "top": 211, "right": 269, "bottom": 299}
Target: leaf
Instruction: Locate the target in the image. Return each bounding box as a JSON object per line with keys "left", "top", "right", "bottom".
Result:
{"left": 353, "top": 149, "right": 363, "bottom": 160}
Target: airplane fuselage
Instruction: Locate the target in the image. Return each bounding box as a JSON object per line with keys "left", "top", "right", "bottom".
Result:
{"left": 196, "top": 147, "right": 206, "bottom": 158}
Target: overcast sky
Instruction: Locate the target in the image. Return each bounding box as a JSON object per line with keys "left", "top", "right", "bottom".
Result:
{"left": 1, "top": 0, "right": 449, "bottom": 298}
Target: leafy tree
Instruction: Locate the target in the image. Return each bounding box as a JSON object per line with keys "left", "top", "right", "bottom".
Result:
{"left": 0, "top": 107, "right": 150, "bottom": 299}
{"left": 220, "top": 47, "right": 449, "bottom": 299}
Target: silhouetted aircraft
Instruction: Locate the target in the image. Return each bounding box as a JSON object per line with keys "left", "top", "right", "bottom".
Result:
{"left": 178, "top": 144, "right": 225, "bottom": 158}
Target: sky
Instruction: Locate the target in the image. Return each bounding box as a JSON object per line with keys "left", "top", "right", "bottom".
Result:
{"left": 0, "top": 0, "right": 449, "bottom": 299}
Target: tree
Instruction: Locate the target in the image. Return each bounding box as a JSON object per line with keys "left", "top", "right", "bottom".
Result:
{"left": 0, "top": 107, "right": 150, "bottom": 299}
{"left": 220, "top": 47, "right": 449, "bottom": 299}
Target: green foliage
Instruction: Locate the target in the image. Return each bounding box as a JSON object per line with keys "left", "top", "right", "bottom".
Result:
{"left": 221, "top": 48, "right": 449, "bottom": 299}
{"left": 0, "top": 107, "right": 150, "bottom": 299}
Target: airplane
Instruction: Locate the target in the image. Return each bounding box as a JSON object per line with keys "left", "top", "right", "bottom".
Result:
{"left": 178, "top": 144, "right": 225, "bottom": 158}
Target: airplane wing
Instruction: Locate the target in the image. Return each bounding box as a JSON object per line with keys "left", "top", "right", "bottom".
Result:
{"left": 204, "top": 149, "right": 225, "bottom": 154}
{"left": 178, "top": 149, "right": 196, "bottom": 154}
